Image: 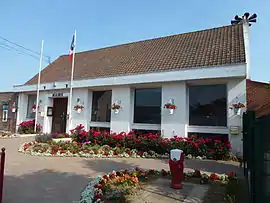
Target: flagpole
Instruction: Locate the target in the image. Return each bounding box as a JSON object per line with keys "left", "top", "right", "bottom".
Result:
{"left": 68, "top": 30, "right": 76, "bottom": 131}
{"left": 34, "top": 40, "right": 44, "bottom": 133}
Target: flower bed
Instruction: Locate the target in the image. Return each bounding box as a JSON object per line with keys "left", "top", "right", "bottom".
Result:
{"left": 19, "top": 141, "right": 169, "bottom": 158}
{"left": 19, "top": 124, "right": 232, "bottom": 160}
{"left": 71, "top": 125, "right": 231, "bottom": 160}
{"left": 1, "top": 131, "right": 17, "bottom": 138}
{"left": 19, "top": 140, "right": 229, "bottom": 160}
{"left": 79, "top": 168, "right": 237, "bottom": 203}
{"left": 18, "top": 120, "right": 41, "bottom": 134}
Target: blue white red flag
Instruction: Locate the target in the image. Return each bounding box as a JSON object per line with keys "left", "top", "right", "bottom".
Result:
{"left": 69, "top": 34, "right": 75, "bottom": 62}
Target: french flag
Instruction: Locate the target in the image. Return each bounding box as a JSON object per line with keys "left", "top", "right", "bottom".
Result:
{"left": 69, "top": 34, "right": 75, "bottom": 62}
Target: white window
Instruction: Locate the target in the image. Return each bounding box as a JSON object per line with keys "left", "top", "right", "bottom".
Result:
{"left": 27, "top": 95, "right": 37, "bottom": 118}
{"left": 2, "top": 105, "right": 8, "bottom": 122}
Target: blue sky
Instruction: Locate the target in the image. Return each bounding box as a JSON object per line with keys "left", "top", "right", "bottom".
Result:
{"left": 0, "top": 0, "right": 269, "bottom": 91}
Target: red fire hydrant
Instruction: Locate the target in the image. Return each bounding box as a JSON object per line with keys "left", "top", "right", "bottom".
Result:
{"left": 169, "top": 149, "right": 184, "bottom": 189}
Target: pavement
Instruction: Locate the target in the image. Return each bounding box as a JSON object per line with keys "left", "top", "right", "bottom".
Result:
{"left": 130, "top": 178, "right": 208, "bottom": 203}
{"left": 0, "top": 137, "right": 242, "bottom": 203}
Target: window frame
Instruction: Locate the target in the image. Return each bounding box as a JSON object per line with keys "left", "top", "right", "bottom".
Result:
{"left": 188, "top": 84, "right": 228, "bottom": 127}
{"left": 132, "top": 87, "right": 162, "bottom": 126}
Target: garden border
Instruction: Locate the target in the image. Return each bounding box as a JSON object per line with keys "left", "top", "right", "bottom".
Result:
{"left": 78, "top": 168, "right": 231, "bottom": 203}
{"left": 18, "top": 141, "right": 209, "bottom": 160}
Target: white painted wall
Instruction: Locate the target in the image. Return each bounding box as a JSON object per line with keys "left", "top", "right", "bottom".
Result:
{"left": 110, "top": 86, "right": 132, "bottom": 133}
{"left": 161, "top": 82, "right": 187, "bottom": 137}
{"left": 16, "top": 93, "right": 28, "bottom": 132}
{"left": 227, "top": 78, "right": 246, "bottom": 155}
{"left": 70, "top": 89, "right": 90, "bottom": 130}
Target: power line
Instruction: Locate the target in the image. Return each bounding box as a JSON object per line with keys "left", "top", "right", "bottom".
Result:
{"left": 0, "top": 43, "right": 49, "bottom": 62}
{"left": 0, "top": 36, "right": 51, "bottom": 63}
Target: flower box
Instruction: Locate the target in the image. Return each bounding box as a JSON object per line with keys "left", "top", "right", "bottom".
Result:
{"left": 111, "top": 103, "right": 120, "bottom": 114}
{"left": 74, "top": 105, "right": 84, "bottom": 113}
{"left": 163, "top": 103, "right": 176, "bottom": 115}
{"left": 231, "top": 102, "right": 245, "bottom": 116}
{"left": 52, "top": 138, "right": 72, "bottom": 143}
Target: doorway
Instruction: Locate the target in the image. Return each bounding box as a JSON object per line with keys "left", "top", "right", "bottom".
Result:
{"left": 52, "top": 98, "right": 68, "bottom": 133}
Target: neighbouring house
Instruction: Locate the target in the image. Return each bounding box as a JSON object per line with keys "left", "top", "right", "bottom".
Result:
{"left": 246, "top": 80, "right": 270, "bottom": 118}
{"left": 13, "top": 21, "right": 266, "bottom": 154}
{"left": 0, "top": 92, "right": 18, "bottom": 132}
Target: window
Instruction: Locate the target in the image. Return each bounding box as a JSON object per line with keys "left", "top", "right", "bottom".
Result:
{"left": 134, "top": 88, "right": 161, "bottom": 124}
{"left": 2, "top": 105, "right": 8, "bottom": 122}
{"left": 132, "top": 129, "right": 161, "bottom": 135}
{"left": 189, "top": 84, "right": 227, "bottom": 126}
{"left": 188, "top": 132, "right": 228, "bottom": 142}
{"left": 27, "top": 95, "right": 37, "bottom": 118}
{"left": 90, "top": 127, "right": 110, "bottom": 132}
{"left": 91, "top": 91, "right": 112, "bottom": 122}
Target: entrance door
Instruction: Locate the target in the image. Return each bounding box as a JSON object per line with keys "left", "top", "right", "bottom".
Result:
{"left": 52, "top": 98, "right": 68, "bottom": 133}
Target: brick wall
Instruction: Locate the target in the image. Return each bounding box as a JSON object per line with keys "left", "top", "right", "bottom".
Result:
{"left": 0, "top": 92, "right": 18, "bottom": 132}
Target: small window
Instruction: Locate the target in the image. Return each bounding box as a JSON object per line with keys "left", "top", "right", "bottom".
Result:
{"left": 132, "top": 129, "right": 161, "bottom": 135}
{"left": 89, "top": 127, "right": 110, "bottom": 132}
{"left": 27, "top": 95, "right": 37, "bottom": 118}
{"left": 188, "top": 132, "right": 228, "bottom": 142}
{"left": 91, "top": 91, "right": 112, "bottom": 122}
{"left": 133, "top": 88, "right": 161, "bottom": 124}
{"left": 2, "top": 105, "right": 8, "bottom": 122}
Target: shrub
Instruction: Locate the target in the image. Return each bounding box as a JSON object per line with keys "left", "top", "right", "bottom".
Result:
{"left": 70, "top": 124, "right": 232, "bottom": 159}
{"left": 35, "top": 134, "right": 52, "bottom": 143}
{"left": 18, "top": 120, "right": 41, "bottom": 134}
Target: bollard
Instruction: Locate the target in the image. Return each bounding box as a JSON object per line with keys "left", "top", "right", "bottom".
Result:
{"left": 169, "top": 149, "right": 184, "bottom": 189}
{"left": 0, "top": 148, "right": 5, "bottom": 203}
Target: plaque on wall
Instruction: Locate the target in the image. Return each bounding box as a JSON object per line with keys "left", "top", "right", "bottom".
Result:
{"left": 230, "top": 126, "right": 240, "bottom": 135}
{"left": 52, "top": 92, "right": 64, "bottom": 97}
{"left": 47, "top": 107, "right": 53, "bottom": 116}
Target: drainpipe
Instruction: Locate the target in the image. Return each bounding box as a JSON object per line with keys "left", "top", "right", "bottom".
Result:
{"left": 242, "top": 19, "right": 251, "bottom": 80}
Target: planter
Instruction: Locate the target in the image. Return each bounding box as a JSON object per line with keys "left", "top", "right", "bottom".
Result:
{"left": 52, "top": 138, "right": 72, "bottom": 143}
{"left": 234, "top": 108, "right": 241, "bottom": 116}
{"left": 76, "top": 108, "right": 82, "bottom": 113}
{"left": 114, "top": 109, "right": 119, "bottom": 114}
{"left": 12, "top": 108, "right": 16, "bottom": 113}
{"left": 169, "top": 109, "right": 174, "bottom": 115}
{"left": 32, "top": 109, "right": 36, "bottom": 113}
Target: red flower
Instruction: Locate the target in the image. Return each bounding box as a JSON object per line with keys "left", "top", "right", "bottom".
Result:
{"left": 137, "top": 151, "right": 143, "bottom": 156}
{"left": 210, "top": 173, "right": 218, "bottom": 181}
{"left": 109, "top": 173, "right": 116, "bottom": 179}
{"left": 116, "top": 171, "right": 121, "bottom": 176}
{"left": 75, "top": 124, "right": 84, "bottom": 130}
{"left": 99, "top": 179, "right": 105, "bottom": 186}
{"left": 94, "top": 193, "right": 102, "bottom": 199}
{"left": 193, "top": 143, "right": 199, "bottom": 149}
{"left": 163, "top": 103, "right": 177, "bottom": 109}
{"left": 194, "top": 169, "right": 201, "bottom": 177}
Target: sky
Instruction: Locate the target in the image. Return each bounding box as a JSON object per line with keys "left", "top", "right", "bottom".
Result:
{"left": 0, "top": 0, "right": 269, "bottom": 91}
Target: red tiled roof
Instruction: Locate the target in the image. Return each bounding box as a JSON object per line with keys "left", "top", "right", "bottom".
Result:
{"left": 26, "top": 24, "right": 245, "bottom": 85}
{"left": 247, "top": 80, "right": 270, "bottom": 117}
